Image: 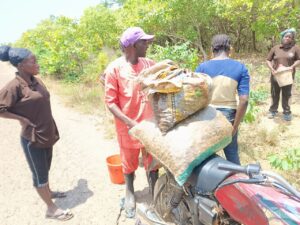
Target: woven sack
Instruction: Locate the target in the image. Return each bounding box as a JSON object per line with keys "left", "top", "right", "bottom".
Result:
{"left": 129, "top": 106, "right": 232, "bottom": 186}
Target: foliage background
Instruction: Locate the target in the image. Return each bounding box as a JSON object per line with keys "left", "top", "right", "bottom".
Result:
{"left": 14, "top": 0, "right": 300, "bottom": 82}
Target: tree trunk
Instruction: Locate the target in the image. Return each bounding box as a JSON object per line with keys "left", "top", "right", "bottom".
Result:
{"left": 195, "top": 26, "right": 207, "bottom": 60}
{"left": 250, "top": 0, "right": 259, "bottom": 51}
{"left": 235, "top": 27, "right": 241, "bottom": 53}
{"left": 252, "top": 30, "right": 257, "bottom": 52}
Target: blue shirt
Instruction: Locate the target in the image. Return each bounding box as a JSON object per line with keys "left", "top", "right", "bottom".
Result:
{"left": 195, "top": 59, "right": 250, "bottom": 109}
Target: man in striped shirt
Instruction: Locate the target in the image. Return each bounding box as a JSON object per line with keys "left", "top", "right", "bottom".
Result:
{"left": 195, "top": 34, "right": 250, "bottom": 165}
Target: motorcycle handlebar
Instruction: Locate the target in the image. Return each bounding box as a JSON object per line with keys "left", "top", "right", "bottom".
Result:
{"left": 218, "top": 164, "right": 300, "bottom": 200}
{"left": 218, "top": 163, "right": 261, "bottom": 176}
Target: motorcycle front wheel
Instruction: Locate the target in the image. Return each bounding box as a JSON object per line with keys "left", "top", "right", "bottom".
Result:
{"left": 153, "top": 173, "right": 196, "bottom": 225}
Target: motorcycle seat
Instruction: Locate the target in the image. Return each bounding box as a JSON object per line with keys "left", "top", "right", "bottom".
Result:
{"left": 187, "top": 154, "right": 235, "bottom": 194}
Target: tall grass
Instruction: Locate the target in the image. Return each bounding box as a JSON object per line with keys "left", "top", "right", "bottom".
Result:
{"left": 45, "top": 77, "right": 105, "bottom": 114}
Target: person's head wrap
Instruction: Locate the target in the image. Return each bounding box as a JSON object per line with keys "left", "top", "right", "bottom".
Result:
{"left": 8, "top": 48, "right": 32, "bottom": 67}
{"left": 280, "top": 28, "right": 296, "bottom": 39}
{"left": 0, "top": 45, "right": 11, "bottom": 61}
{"left": 0, "top": 46, "right": 32, "bottom": 67}
{"left": 120, "top": 27, "right": 154, "bottom": 48}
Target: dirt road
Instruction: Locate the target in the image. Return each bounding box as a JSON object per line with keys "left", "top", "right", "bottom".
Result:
{"left": 0, "top": 62, "right": 149, "bottom": 225}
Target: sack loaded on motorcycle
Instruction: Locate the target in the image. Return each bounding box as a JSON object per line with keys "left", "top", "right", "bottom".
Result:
{"left": 137, "top": 60, "right": 213, "bottom": 134}
{"left": 130, "top": 106, "right": 232, "bottom": 186}
{"left": 131, "top": 61, "right": 232, "bottom": 186}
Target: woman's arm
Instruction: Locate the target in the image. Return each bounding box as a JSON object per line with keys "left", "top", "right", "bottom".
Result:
{"left": 266, "top": 60, "right": 276, "bottom": 75}
{"left": 0, "top": 111, "right": 36, "bottom": 127}
{"left": 291, "top": 60, "right": 300, "bottom": 69}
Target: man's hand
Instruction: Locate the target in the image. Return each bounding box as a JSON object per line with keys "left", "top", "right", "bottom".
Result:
{"left": 126, "top": 119, "right": 138, "bottom": 129}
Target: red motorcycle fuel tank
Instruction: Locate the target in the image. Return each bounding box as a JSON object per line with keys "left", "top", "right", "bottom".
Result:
{"left": 215, "top": 175, "right": 300, "bottom": 225}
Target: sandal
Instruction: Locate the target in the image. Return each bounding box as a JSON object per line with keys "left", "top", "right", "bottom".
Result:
{"left": 125, "top": 207, "right": 136, "bottom": 218}
{"left": 51, "top": 191, "right": 67, "bottom": 199}
{"left": 120, "top": 197, "right": 136, "bottom": 218}
{"left": 46, "top": 209, "right": 73, "bottom": 221}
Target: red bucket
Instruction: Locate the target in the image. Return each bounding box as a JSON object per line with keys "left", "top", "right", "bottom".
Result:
{"left": 106, "top": 154, "right": 125, "bottom": 184}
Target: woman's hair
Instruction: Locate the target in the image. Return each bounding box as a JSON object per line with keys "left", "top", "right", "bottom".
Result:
{"left": 211, "top": 34, "right": 231, "bottom": 53}
{"left": 0, "top": 46, "right": 32, "bottom": 67}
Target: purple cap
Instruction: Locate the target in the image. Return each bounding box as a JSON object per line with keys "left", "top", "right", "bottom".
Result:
{"left": 120, "top": 27, "right": 154, "bottom": 48}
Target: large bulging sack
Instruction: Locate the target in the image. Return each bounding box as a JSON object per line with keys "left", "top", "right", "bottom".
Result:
{"left": 129, "top": 106, "right": 232, "bottom": 186}
{"left": 138, "top": 60, "right": 213, "bottom": 133}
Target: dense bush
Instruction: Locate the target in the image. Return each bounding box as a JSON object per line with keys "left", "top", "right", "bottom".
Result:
{"left": 268, "top": 148, "right": 300, "bottom": 171}
{"left": 243, "top": 89, "right": 269, "bottom": 123}
{"left": 17, "top": 16, "right": 95, "bottom": 81}
{"left": 149, "top": 42, "right": 199, "bottom": 70}
{"left": 14, "top": 0, "right": 300, "bottom": 82}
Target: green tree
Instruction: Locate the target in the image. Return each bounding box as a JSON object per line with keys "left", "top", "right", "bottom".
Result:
{"left": 79, "top": 4, "right": 121, "bottom": 49}
{"left": 17, "top": 16, "right": 97, "bottom": 81}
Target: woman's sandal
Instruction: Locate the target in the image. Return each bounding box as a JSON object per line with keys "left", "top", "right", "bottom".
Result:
{"left": 45, "top": 209, "right": 74, "bottom": 221}
{"left": 51, "top": 191, "right": 67, "bottom": 199}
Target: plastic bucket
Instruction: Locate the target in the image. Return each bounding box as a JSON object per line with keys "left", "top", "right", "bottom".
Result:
{"left": 106, "top": 154, "right": 125, "bottom": 184}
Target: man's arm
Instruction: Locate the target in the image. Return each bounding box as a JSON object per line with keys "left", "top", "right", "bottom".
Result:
{"left": 107, "top": 104, "right": 137, "bottom": 129}
{"left": 104, "top": 66, "right": 138, "bottom": 129}
{"left": 232, "top": 95, "right": 248, "bottom": 136}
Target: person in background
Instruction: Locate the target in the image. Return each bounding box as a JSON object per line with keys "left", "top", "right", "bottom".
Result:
{"left": 0, "top": 46, "right": 73, "bottom": 221}
{"left": 195, "top": 34, "right": 250, "bottom": 165}
{"left": 104, "top": 27, "right": 159, "bottom": 218}
{"left": 266, "top": 28, "right": 300, "bottom": 121}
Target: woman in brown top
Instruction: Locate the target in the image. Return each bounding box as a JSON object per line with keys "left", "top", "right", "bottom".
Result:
{"left": 266, "top": 28, "right": 300, "bottom": 121}
{"left": 0, "top": 46, "right": 73, "bottom": 221}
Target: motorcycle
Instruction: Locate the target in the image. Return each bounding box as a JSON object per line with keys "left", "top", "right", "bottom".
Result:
{"left": 138, "top": 154, "right": 300, "bottom": 225}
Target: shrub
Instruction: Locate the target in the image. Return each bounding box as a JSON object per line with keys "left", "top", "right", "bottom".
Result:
{"left": 268, "top": 148, "right": 300, "bottom": 171}
{"left": 243, "top": 89, "right": 268, "bottom": 123}
{"left": 148, "top": 42, "right": 199, "bottom": 70}
{"left": 16, "top": 16, "right": 103, "bottom": 82}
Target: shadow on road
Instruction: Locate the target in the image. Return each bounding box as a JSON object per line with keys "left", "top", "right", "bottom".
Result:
{"left": 54, "top": 178, "right": 93, "bottom": 209}
{"left": 135, "top": 187, "right": 151, "bottom": 205}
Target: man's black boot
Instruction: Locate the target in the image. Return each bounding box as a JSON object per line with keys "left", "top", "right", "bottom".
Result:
{"left": 124, "top": 172, "right": 136, "bottom": 218}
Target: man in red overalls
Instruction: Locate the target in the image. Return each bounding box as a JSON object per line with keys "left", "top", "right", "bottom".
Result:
{"left": 104, "top": 27, "right": 158, "bottom": 218}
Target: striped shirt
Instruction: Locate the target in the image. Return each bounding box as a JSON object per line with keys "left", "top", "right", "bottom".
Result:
{"left": 195, "top": 59, "right": 250, "bottom": 109}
